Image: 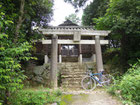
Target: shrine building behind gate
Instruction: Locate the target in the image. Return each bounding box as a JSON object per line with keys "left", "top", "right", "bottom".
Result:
{"left": 35, "top": 20, "right": 110, "bottom": 88}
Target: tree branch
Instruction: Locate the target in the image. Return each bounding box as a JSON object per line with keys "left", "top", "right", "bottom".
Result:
{"left": 14, "top": 0, "right": 25, "bottom": 43}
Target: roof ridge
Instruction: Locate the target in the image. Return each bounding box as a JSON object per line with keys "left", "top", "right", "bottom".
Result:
{"left": 58, "top": 19, "right": 78, "bottom": 26}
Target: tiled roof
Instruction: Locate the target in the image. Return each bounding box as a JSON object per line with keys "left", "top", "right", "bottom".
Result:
{"left": 59, "top": 19, "right": 78, "bottom": 26}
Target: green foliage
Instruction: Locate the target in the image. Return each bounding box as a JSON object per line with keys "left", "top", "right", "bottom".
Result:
{"left": 94, "top": 0, "right": 140, "bottom": 71}
{"left": 94, "top": 0, "right": 140, "bottom": 34}
{"left": 0, "top": 34, "right": 34, "bottom": 103}
{"left": 104, "top": 48, "right": 121, "bottom": 66}
{"left": 0, "top": 0, "right": 53, "bottom": 41}
{"left": 103, "top": 48, "right": 123, "bottom": 74}
{"left": 0, "top": 12, "right": 31, "bottom": 90}
{"left": 0, "top": 40, "right": 32, "bottom": 89}
{"left": 108, "top": 60, "right": 140, "bottom": 104}
{"left": 82, "top": 0, "right": 109, "bottom": 26}
{"left": 64, "top": 0, "right": 87, "bottom": 8}
{"left": 59, "top": 94, "right": 73, "bottom": 105}
{"left": 0, "top": 0, "right": 53, "bottom": 104}
{"left": 0, "top": 5, "right": 35, "bottom": 104}
{"left": 9, "top": 89, "right": 62, "bottom": 105}
{"left": 65, "top": 13, "right": 80, "bottom": 24}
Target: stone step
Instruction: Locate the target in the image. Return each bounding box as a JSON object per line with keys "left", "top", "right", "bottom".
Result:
{"left": 62, "top": 82, "right": 81, "bottom": 85}
{"left": 62, "top": 73, "right": 85, "bottom": 75}
{"left": 61, "top": 68, "right": 85, "bottom": 71}
{"left": 61, "top": 75, "right": 85, "bottom": 78}
{"left": 62, "top": 84, "right": 81, "bottom": 88}
{"left": 61, "top": 71, "right": 86, "bottom": 75}
{"left": 61, "top": 68, "right": 86, "bottom": 71}
{"left": 59, "top": 63, "right": 85, "bottom": 67}
{"left": 61, "top": 77, "right": 83, "bottom": 80}
{"left": 62, "top": 81, "right": 82, "bottom": 84}
{"left": 61, "top": 71, "right": 85, "bottom": 73}
{"left": 61, "top": 71, "right": 86, "bottom": 74}
{"left": 61, "top": 69, "right": 86, "bottom": 72}
{"left": 61, "top": 72, "right": 86, "bottom": 74}
{"left": 62, "top": 85, "right": 82, "bottom": 89}
{"left": 62, "top": 79, "right": 82, "bottom": 83}
{"left": 59, "top": 62, "right": 95, "bottom": 89}
{"left": 62, "top": 78, "right": 81, "bottom": 80}
{"left": 62, "top": 79, "right": 82, "bottom": 82}
{"left": 61, "top": 72, "right": 86, "bottom": 75}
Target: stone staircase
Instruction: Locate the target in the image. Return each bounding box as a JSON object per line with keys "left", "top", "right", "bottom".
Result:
{"left": 58, "top": 63, "right": 87, "bottom": 89}
{"left": 62, "top": 57, "right": 78, "bottom": 62}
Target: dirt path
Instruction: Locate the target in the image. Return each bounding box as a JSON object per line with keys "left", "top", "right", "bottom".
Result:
{"left": 61, "top": 89, "right": 122, "bottom": 105}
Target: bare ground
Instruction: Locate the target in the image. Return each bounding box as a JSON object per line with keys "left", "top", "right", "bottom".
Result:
{"left": 61, "top": 89, "right": 122, "bottom": 105}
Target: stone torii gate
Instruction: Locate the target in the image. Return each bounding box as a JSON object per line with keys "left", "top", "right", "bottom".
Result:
{"left": 39, "top": 26, "right": 110, "bottom": 88}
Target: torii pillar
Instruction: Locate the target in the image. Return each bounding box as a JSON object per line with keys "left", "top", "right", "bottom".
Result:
{"left": 50, "top": 34, "right": 58, "bottom": 88}
{"left": 95, "top": 36, "right": 104, "bottom": 72}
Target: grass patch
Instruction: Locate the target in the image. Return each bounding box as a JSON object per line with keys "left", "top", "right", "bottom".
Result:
{"left": 8, "top": 87, "right": 62, "bottom": 105}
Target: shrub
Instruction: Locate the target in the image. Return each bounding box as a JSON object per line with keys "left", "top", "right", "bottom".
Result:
{"left": 108, "top": 60, "right": 140, "bottom": 105}
{"left": 9, "top": 88, "right": 62, "bottom": 105}
{"left": 0, "top": 11, "right": 35, "bottom": 104}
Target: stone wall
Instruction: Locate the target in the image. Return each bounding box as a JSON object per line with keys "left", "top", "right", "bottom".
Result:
{"left": 25, "top": 63, "right": 51, "bottom": 86}
{"left": 25, "top": 62, "right": 96, "bottom": 88}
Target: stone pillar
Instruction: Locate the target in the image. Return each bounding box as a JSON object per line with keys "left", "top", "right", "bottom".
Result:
{"left": 44, "top": 44, "right": 49, "bottom": 64}
{"left": 91, "top": 37, "right": 96, "bottom": 62}
{"left": 59, "top": 44, "right": 62, "bottom": 63}
{"left": 44, "top": 55, "right": 49, "bottom": 63}
{"left": 95, "top": 36, "right": 104, "bottom": 72}
{"left": 78, "top": 44, "right": 82, "bottom": 63}
{"left": 59, "top": 55, "right": 62, "bottom": 63}
{"left": 50, "top": 35, "right": 58, "bottom": 88}
{"left": 91, "top": 54, "right": 96, "bottom": 62}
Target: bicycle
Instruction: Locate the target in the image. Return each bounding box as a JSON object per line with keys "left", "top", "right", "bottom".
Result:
{"left": 81, "top": 70, "right": 112, "bottom": 91}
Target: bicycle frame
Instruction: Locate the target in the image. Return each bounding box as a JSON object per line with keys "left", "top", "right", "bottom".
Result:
{"left": 81, "top": 70, "right": 111, "bottom": 91}
{"left": 89, "top": 71, "right": 104, "bottom": 84}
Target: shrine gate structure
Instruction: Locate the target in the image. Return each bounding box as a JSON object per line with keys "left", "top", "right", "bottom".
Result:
{"left": 39, "top": 20, "right": 110, "bottom": 88}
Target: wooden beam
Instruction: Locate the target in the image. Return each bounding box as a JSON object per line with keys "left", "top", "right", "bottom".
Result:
{"left": 42, "top": 40, "right": 109, "bottom": 45}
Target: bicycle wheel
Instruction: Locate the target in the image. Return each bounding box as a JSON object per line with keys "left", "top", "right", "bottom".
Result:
{"left": 102, "top": 74, "right": 113, "bottom": 86}
{"left": 81, "top": 76, "right": 96, "bottom": 91}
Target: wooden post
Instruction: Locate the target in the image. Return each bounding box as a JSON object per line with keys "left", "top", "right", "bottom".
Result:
{"left": 50, "top": 34, "right": 58, "bottom": 88}
{"left": 95, "top": 36, "right": 104, "bottom": 72}
{"left": 79, "top": 44, "right": 82, "bottom": 63}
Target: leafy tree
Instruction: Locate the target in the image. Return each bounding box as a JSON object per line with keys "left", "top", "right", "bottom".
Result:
{"left": 0, "top": 10, "right": 33, "bottom": 104}
{"left": 64, "top": 0, "right": 88, "bottom": 8}
{"left": 24, "top": 0, "right": 53, "bottom": 40}
{"left": 0, "top": 0, "right": 53, "bottom": 104}
{"left": 65, "top": 0, "right": 140, "bottom": 72}
{"left": 65, "top": 13, "right": 80, "bottom": 24}
{"left": 82, "top": 0, "right": 109, "bottom": 26}
{"left": 94, "top": 0, "right": 140, "bottom": 71}
{"left": 0, "top": 0, "right": 53, "bottom": 42}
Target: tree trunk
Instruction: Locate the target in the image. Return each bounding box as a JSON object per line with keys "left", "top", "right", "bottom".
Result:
{"left": 14, "top": 0, "right": 25, "bottom": 43}
{"left": 4, "top": 89, "right": 10, "bottom": 105}
{"left": 120, "top": 32, "right": 129, "bottom": 72}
